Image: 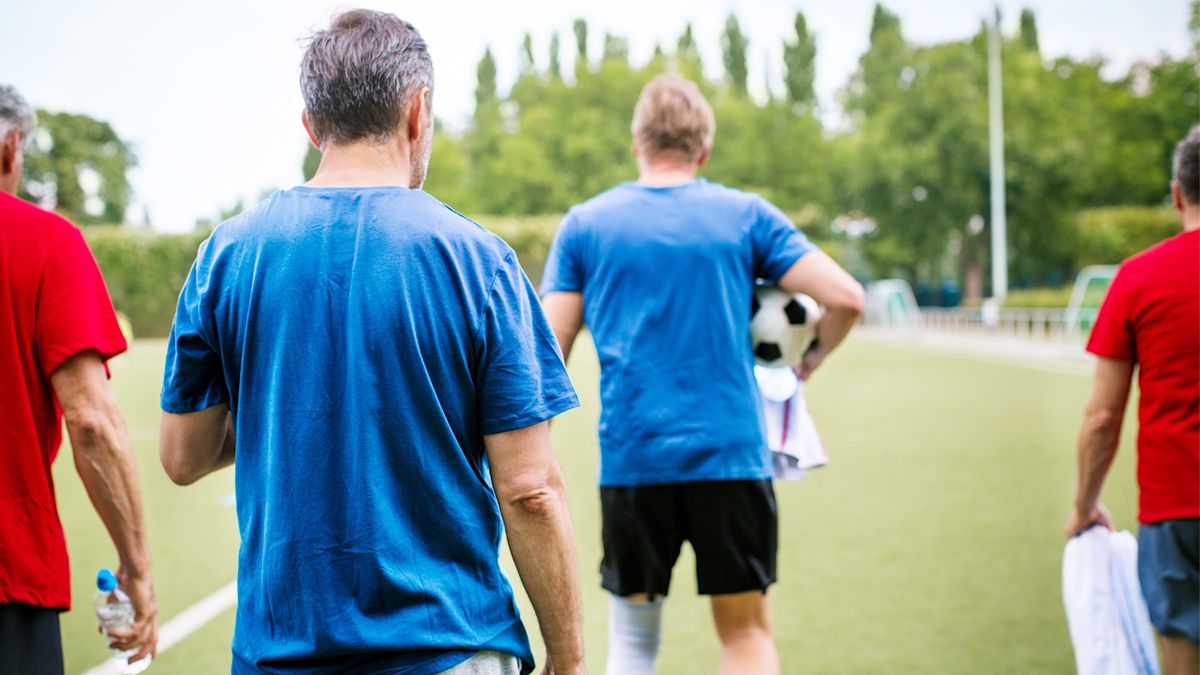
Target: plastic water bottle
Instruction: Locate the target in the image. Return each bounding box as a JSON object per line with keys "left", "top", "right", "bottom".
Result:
{"left": 94, "top": 568, "right": 152, "bottom": 674}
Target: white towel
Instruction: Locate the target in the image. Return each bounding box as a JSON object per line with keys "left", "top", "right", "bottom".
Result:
{"left": 754, "top": 366, "right": 829, "bottom": 481}
{"left": 1062, "top": 526, "right": 1160, "bottom": 675}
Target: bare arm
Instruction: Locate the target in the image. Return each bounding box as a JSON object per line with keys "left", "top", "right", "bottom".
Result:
{"left": 1066, "top": 356, "right": 1134, "bottom": 536}
{"left": 541, "top": 292, "right": 585, "bottom": 363}
{"left": 777, "top": 250, "right": 865, "bottom": 379}
{"left": 51, "top": 351, "right": 157, "bottom": 661}
{"left": 486, "top": 422, "right": 585, "bottom": 675}
{"left": 159, "top": 405, "right": 235, "bottom": 486}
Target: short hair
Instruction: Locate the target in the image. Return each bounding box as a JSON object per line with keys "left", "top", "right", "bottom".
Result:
{"left": 300, "top": 10, "right": 433, "bottom": 146}
{"left": 1173, "top": 125, "right": 1200, "bottom": 206}
{"left": 0, "top": 84, "right": 36, "bottom": 147}
{"left": 631, "top": 74, "right": 715, "bottom": 162}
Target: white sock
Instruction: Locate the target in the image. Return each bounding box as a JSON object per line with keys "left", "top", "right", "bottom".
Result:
{"left": 606, "top": 595, "right": 664, "bottom": 675}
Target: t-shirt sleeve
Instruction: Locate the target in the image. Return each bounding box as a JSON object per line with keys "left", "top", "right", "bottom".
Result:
{"left": 478, "top": 251, "right": 580, "bottom": 434}
{"left": 751, "top": 197, "right": 816, "bottom": 283}
{"left": 1086, "top": 266, "right": 1136, "bottom": 362}
{"left": 161, "top": 238, "right": 230, "bottom": 413}
{"left": 35, "top": 225, "right": 128, "bottom": 377}
{"left": 540, "top": 212, "right": 585, "bottom": 295}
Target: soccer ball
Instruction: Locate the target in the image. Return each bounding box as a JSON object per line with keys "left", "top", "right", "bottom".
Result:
{"left": 750, "top": 287, "right": 822, "bottom": 367}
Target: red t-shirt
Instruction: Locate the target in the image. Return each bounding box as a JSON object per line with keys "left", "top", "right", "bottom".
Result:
{"left": 0, "top": 192, "right": 127, "bottom": 609}
{"left": 1087, "top": 228, "right": 1200, "bottom": 524}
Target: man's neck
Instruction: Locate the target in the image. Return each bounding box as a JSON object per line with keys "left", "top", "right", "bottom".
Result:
{"left": 306, "top": 140, "right": 413, "bottom": 189}
{"left": 636, "top": 161, "right": 699, "bottom": 188}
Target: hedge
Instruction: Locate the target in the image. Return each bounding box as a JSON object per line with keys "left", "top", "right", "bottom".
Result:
{"left": 1075, "top": 205, "right": 1178, "bottom": 268}
{"left": 84, "top": 217, "right": 566, "bottom": 338}
{"left": 84, "top": 227, "right": 209, "bottom": 338}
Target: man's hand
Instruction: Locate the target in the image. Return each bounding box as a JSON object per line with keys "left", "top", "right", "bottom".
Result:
{"left": 794, "top": 340, "right": 823, "bottom": 381}
{"left": 1065, "top": 503, "right": 1114, "bottom": 537}
{"left": 105, "top": 567, "right": 158, "bottom": 663}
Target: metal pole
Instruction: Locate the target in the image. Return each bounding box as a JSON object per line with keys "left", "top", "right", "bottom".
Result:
{"left": 987, "top": 6, "right": 1008, "bottom": 301}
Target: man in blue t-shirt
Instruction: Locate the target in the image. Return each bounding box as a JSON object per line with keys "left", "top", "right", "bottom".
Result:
{"left": 541, "top": 74, "right": 864, "bottom": 675}
{"left": 158, "top": 11, "right": 585, "bottom": 675}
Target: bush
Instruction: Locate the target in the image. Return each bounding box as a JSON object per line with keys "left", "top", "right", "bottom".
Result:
{"left": 1075, "top": 205, "right": 1178, "bottom": 266}
{"left": 81, "top": 218, "right": 565, "bottom": 338}
{"left": 84, "top": 227, "right": 209, "bottom": 338}
{"left": 83, "top": 210, "right": 824, "bottom": 337}
{"left": 1002, "top": 286, "right": 1074, "bottom": 308}
{"left": 477, "top": 215, "right": 561, "bottom": 287}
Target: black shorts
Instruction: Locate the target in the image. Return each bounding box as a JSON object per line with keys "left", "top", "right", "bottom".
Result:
{"left": 0, "top": 603, "right": 64, "bottom": 675}
{"left": 600, "top": 479, "right": 777, "bottom": 598}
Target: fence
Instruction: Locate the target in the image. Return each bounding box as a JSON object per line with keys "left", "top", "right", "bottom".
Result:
{"left": 911, "top": 307, "right": 1097, "bottom": 343}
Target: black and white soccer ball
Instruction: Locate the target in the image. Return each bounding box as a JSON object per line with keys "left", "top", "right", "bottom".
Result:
{"left": 750, "top": 287, "right": 822, "bottom": 367}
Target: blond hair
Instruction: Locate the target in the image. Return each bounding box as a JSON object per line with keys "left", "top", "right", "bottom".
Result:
{"left": 631, "top": 74, "right": 715, "bottom": 162}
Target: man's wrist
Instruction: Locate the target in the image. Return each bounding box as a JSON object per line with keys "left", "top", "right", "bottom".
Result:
{"left": 119, "top": 551, "right": 152, "bottom": 578}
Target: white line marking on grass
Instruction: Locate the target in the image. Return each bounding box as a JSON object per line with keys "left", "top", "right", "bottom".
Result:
{"left": 82, "top": 581, "right": 237, "bottom": 675}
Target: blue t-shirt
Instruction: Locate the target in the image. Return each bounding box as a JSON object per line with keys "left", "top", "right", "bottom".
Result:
{"left": 161, "top": 186, "right": 578, "bottom": 674}
{"left": 541, "top": 179, "right": 813, "bottom": 487}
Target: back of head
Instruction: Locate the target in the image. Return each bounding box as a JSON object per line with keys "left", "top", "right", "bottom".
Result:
{"left": 1173, "top": 125, "right": 1200, "bottom": 207}
{"left": 300, "top": 10, "right": 433, "bottom": 146}
{"left": 631, "top": 74, "right": 715, "bottom": 164}
{"left": 0, "top": 84, "right": 36, "bottom": 143}
{"left": 0, "top": 84, "right": 36, "bottom": 195}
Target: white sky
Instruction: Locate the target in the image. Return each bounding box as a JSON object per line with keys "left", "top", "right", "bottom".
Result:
{"left": 0, "top": 0, "right": 1192, "bottom": 230}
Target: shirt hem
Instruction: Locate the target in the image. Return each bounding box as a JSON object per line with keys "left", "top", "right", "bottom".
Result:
{"left": 480, "top": 392, "right": 580, "bottom": 435}
{"left": 599, "top": 468, "right": 771, "bottom": 488}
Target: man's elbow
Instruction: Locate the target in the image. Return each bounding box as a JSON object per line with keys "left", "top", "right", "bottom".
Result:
{"left": 830, "top": 282, "right": 866, "bottom": 318}
{"left": 65, "top": 411, "right": 111, "bottom": 455}
{"left": 159, "top": 448, "right": 199, "bottom": 486}
{"left": 1085, "top": 407, "right": 1124, "bottom": 437}
{"left": 499, "top": 481, "right": 567, "bottom": 520}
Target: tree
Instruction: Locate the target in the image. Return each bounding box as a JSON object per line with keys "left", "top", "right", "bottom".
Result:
{"left": 676, "top": 23, "right": 703, "bottom": 82}
{"left": 475, "top": 47, "right": 498, "bottom": 108}
{"left": 603, "top": 34, "right": 629, "bottom": 63}
{"left": 1018, "top": 8, "right": 1039, "bottom": 52}
{"left": 721, "top": 14, "right": 749, "bottom": 95}
{"left": 845, "top": 3, "right": 908, "bottom": 117}
{"left": 20, "top": 111, "right": 136, "bottom": 225}
{"left": 520, "top": 33, "right": 536, "bottom": 75}
{"left": 549, "top": 32, "right": 562, "bottom": 80}
{"left": 573, "top": 18, "right": 589, "bottom": 73}
{"left": 783, "top": 11, "right": 817, "bottom": 108}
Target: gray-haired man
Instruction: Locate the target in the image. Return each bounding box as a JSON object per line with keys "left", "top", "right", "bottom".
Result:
{"left": 157, "top": 11, "right": 586, "bottom": 674}
{"left": 0, "top": 84, "right": 157, "bottom": 673}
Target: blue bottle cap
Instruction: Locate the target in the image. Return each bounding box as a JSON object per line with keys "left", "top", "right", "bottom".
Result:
{"left": 96, "top": 568, "right": 118, "bottom": 592}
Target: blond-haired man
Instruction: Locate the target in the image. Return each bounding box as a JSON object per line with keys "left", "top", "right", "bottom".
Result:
{"left": 541, "top": 74, "right": 864, "bottom": 674}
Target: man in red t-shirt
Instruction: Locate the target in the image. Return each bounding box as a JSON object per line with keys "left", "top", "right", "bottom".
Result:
{"left": 0, "top": 84, "right": 157, "bottom": 673}
{"left": 1068, "top": 126, "right": 1200, "bottom": 674}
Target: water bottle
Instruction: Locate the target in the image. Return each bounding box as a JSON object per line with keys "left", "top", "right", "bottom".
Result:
{"left": 94, "top": 568, "right": 152, "bottom": 674}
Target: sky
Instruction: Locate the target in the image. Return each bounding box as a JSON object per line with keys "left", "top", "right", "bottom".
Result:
{"left": 0, "top": 0, "right": 1193, "bottom": 231}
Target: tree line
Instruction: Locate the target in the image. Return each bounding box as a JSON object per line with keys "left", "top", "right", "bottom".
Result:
{"left": 20, "top": 3, "right": 1200, "bottom": 298}
{"left": 413, "top": 4, "right": 1198, "bottom": 294}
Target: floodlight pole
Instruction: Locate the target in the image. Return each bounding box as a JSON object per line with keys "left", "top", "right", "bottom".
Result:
{"left": 987, "top": 6, "right": 1008, "bottom": 302}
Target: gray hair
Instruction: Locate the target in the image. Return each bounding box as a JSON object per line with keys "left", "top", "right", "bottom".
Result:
{"left": 1173, "top": 125, "right": 1200, "bottom": 206}
{"left": 0, "top": 84, "right": 36, "bottom": 147}
{"left": 300, "top": 10, "right": 433, "bottom": 146}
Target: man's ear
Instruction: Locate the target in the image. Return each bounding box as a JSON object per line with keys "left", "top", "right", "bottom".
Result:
{"left": 1172, "top": 180, "right": 1185, "bottom": 212}
{"left": 408, "top": 87, "right": 431, "bottom": 143}
{"left": 0, "top": 132, "right": 16, "bottom": 175}
{"left": 696, "top": 145, "right": 711, "bottom": 168}
{"left": 301, "top": 110, "right": 320, "bottom": 148}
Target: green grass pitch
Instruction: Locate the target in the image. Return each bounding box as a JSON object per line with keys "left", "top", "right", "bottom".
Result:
{"left": 54, "top": 336, "right": 1137, "bottom": 673}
